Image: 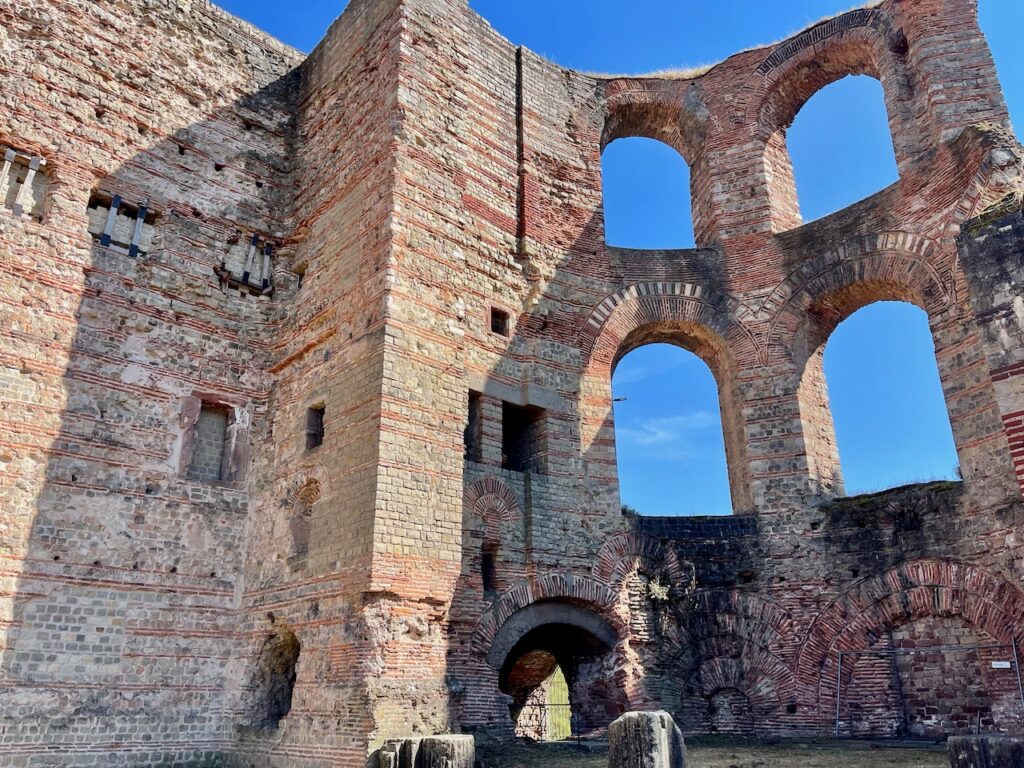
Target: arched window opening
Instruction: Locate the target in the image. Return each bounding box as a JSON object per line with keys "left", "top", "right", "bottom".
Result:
{"left": 822, "top": 301, "right": 959, "bottom": 495}
{"left": 786, "top": 75, "right": 898, "bottom": 224}
{"left": 249, "top": 623, "right": 300, "bottom": 729}
{"left": 613, "top": 343, "right": 732, "bottom": 516}
{"left": 601, "top": 138, "right": 695, "bottom": 249}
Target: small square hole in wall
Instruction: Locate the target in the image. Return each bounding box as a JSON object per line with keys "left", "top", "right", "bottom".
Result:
{"left": 490, "top": 307, "right": 510, "bottom": 337}
{"left": 306, "top": 405, "right": 325, "bottom": 450}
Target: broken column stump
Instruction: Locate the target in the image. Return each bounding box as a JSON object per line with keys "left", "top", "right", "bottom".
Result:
{"left": 418, "top": 736, "right": 475, "bottom": 767}
{"left": 608, "top": 711, "right": 686, "bottom": 768}
{"left": 377, "top": 735, "right": 473, "bottom": 768}
{"left": 948, "top": 736, "right": 1024, "bottom": 768}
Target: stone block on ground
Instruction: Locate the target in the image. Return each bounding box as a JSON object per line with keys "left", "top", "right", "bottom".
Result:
{"left": 608, "top": 711, "right": 685, "bottom": 768}
{"left": 378, "top": 735, "right": 472, "bottom": 768}
{"left": 948, "top": 736, "right": 1024, "bottom": 768}
{"left": 417, "top": 735, "right": 475, "bottom": 767}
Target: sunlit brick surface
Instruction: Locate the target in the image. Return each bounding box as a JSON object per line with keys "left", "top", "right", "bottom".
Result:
{"left": 1, "top": 0, "right": 1023, "bottom": 765}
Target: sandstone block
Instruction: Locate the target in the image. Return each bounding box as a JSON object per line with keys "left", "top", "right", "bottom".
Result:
{"left": 608, "top": 711, "right": 686, "bottom": 768}
{"left": 418, "top": 735, "right": 475, "bottom": 767}
{"left": 948, "top": 736, "right": 1024, "bottom": 768}
{"left": 378, "top": 735, "right": 472, "bottom": 768}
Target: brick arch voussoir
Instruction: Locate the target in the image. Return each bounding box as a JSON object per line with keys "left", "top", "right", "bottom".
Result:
{"left": 580, "top": 283, "right": 761, "bottom": 373}
{"left": 282, "top": 463, "right": 332, "bottom": 506}
{"left": 464, "top": 476, "right": 521, "bottom": 544}
{"left": 682, "top": 646, "right": 794, "bottom": 713}
{"left": 797, "top": 559, "right": 1024, "bottom": 700}
{"left": 764, "top": 235, "right": 949, "bottom": 360}
{"left": 666, "top": 590, "right": 797, "bottom": 660}
{"left": 471, "top": 573, "right": 619, "bottom": 660}
{"left": 745, "top": 8, "right": 898, "bottom": 139}
{"left": 593, "top": 532, "right": 689, "bottom": 587}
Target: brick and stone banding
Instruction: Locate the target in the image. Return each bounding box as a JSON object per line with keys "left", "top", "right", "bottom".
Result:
{"left": 1, "top": 0, "right": 1023, "bottom": 764}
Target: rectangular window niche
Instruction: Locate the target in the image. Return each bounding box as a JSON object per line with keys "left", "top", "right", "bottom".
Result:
{"left": 502, "top": 401, "right": 548, "bottom": 473}
{"left": 180, "top": 396, "right": 249, "bottom": 485}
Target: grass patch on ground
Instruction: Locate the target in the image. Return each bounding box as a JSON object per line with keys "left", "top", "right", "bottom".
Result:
{"left": 477, "top": 737, "right": 948, "bottom": 768}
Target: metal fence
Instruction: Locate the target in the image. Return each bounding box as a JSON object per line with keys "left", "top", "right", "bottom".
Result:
{"left": 516, "top": 703, "right": 581, "bottom": 743}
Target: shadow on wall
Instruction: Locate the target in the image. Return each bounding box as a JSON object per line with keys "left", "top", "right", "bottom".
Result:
{"left": 442, "top": 1, "right": 1024, "bottom": 737}
{"left": 0, "top": 55, "right": 349, "bottom": 762}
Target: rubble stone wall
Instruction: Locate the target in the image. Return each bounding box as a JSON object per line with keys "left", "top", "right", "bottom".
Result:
{"left": 1, "top": 0, "right": 1023, "bottom": 765}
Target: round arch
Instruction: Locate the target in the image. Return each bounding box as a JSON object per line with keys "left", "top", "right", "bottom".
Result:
{"left": 596, "top": 79, "right": 707, "bottom": 166}
{"left": 797, "top": 559, "right": 1024, "bottom": 710}
{"left": 748, "top": 9, "right": 925, "bottom": 164}
{"left": 493, "top": 604, "right": 622, "bottom": 739}
{"left": 746, "top": 9, "right": 926, "bottom": 233}
{"left": 578, "top": 285, "right": 757, "bottom": 513}
{"left": 489, "top": 602, "right": 618, "bottom": 673}
{"left": 592, "top": 79, "right": 716, "bottom": 244}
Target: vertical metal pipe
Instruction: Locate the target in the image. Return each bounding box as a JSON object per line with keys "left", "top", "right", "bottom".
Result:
{"left": 128, "top": 200, "right": 148, "bottom": 258}
{"left": 835, "top": 652, "right": 843, "bottom": 739}
{"left": 1012, "top": 641, "right": 1024, "bottom": 716}
{"left": 261, "top": 242, "right": 272, "bottom": 290}
{"left": 241, "top": 234, "right": 259, "bottom": 285}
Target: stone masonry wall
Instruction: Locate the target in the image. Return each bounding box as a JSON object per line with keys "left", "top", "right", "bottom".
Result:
{"left": 0, "top": 1, "right": 303, "bottom": 765}
{"left": 2, "top": 0, "right": 1024, "bottom": 765}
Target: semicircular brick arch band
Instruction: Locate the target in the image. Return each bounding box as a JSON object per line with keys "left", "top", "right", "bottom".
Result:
{"left": 579, "top": 282, "right": 761, "bottom": 370}
{"left": 666, "top": 590, "right": 797, "bottom": 659}
{"left": 470, "top": 573, "right": 618, "bottom": 659}
{"left": 754, "top": 8, "right": 887, "bottom": 79}
{"left": 763, "top": 233, "right": 951, "bottom": 354}
{"left": 681, "top": 648, "right": 795, "bottom": 711}
{"left": 282, "top": 462, "right": 332, "bottom": 505}
{"left": 592, "top": 532, "right": 692, "bottom": 594}
{"left": 463, "top": 476, "right": 521, "bottom": 544}
{"left": 796, "top": 559, "right": 1024, "bottom": 699}
{"left": 744, "top": 8, "right": 899, "bottom": 136}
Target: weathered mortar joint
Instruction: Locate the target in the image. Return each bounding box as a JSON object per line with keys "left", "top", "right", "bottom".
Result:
{"left": 3, "top": 0, "right": 1024, "bottom": 763}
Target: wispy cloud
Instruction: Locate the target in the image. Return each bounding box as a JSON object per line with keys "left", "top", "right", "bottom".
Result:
{"left": 617, "top": 412, "right": 717, "bottom": 456}
{"left": 613, "top": 354, "right": 687, "bottom": 386}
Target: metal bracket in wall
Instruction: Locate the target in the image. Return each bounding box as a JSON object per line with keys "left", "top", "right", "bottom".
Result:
{"left": 9, "top": 154, "right": 45, "bottom": 218}
{"left": 261, "top": 241, "right": 273, "bottom": 290}
{"left": 100, "top": 194, "right": 122, "bottom": 247}
{"left": 128, "top": 199, "right": 149, "bottom": 258}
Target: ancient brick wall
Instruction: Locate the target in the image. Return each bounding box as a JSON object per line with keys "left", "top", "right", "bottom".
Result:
{"left": 0, "top": 0, "right": 304, "bottom": 764}
{"left": 440, "top": 0, "right": 1024, "bottom": 747}
{"left": 2, "top": 0, "right": 1024, "bottom": 765}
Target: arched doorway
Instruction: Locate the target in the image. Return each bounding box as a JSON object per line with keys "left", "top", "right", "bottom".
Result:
{"left": 489, "top": 602, "right": 622, "bottom": 739}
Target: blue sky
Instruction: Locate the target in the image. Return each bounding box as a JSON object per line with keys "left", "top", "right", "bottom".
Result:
{"left": 218, "top": 0, "right": 1023, "bottom": 515}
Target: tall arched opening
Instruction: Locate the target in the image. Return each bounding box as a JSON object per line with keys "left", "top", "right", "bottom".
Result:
{"left": 613, "top": 343, "right": 732, "bottom": 515}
